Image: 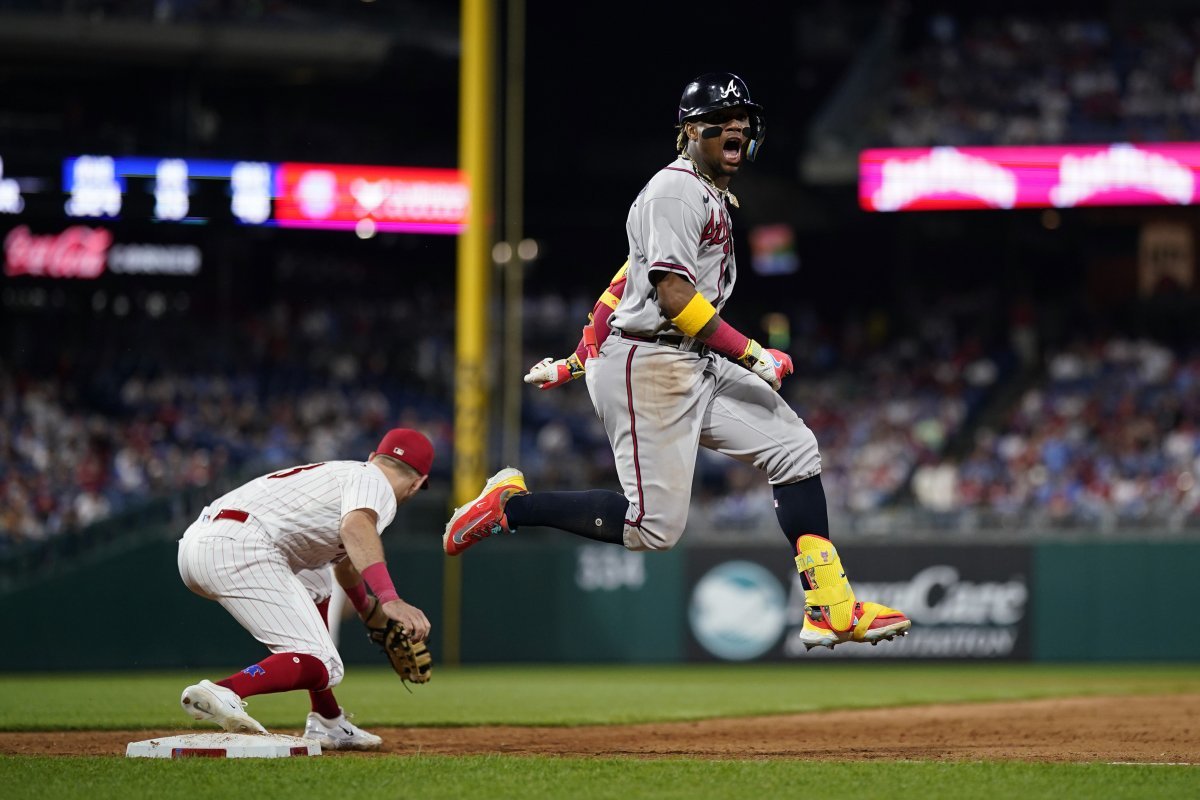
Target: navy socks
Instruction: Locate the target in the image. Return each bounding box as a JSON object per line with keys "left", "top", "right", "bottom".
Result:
{"left": 503, "top": 475, "right": 828, "bottom": 552}
{"left": 504, "top": 490, "right": 627, "bottom": 544}
{"left": 772, "top": 474, "right": 830, "bottom": 553}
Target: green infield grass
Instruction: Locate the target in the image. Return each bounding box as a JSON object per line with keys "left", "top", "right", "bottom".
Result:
{"left": 1, "top": 755, "right": 1197, "bottom": 800}
{"left": 1, "top": 663, "right": 1198, "bottom": 799}
{"left": 0, "top": 662, "right": 1197, "bottom": 730}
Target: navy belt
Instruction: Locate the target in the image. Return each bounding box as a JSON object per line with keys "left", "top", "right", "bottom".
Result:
{"left": 618, "top": 331, "right": 709, "bottom": 355}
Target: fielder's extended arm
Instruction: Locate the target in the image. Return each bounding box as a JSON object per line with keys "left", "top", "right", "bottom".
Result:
{"left": 340, "top": 509, "right": 430, "bottom": 641}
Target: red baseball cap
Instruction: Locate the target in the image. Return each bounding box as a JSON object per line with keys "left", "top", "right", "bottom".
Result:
{"left": 373, "top": 428, "right": 435, "bottom": 489}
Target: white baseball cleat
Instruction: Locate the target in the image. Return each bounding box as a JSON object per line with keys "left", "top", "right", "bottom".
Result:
{"left": 303, "top": 709, "right": 383, "bottom": 751}
{"left": 180, "top": 679, "right": 267, "bottom": 734}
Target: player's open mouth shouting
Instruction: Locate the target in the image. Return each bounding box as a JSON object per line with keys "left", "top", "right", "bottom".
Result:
{"left": 722, "top": 131, "right": 745, "bottom": 167}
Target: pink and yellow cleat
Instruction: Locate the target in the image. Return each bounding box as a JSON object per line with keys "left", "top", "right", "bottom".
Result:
{"left": 794, "top": 533, "right": 911, "bottom": 651}
{"left": 443, "top": 467, "right": 528, "bottom": 556}
{"left": 798, "top": 600, "right": 912, "bottom": 650}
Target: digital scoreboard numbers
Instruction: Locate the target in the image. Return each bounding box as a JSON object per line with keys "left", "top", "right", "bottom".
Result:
{"left": 62, "top": 156, "right": 274, "bottom": 225}
{"left": 2, "top": 152, "right": 471, "bottom": 282}
{"left": 0, "top": 157, "right": 28, "bottom": 215}
{"left": 64, "top": 156, "right": 122, "bottom": 218}
{"left": 1, "top": 153, "right": 468, "bottom": 233}
{"left": 230, "top": 162, "right": 272, "bottom": 224}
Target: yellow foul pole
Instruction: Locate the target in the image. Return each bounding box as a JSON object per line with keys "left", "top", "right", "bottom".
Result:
{"left": 445, "top": 0, "right": 494, "bottom": 667}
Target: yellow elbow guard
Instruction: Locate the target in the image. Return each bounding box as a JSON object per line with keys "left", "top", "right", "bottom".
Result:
{"left": 671, "top": 293, "right": 717, "bottom": 337}
{"left": 598, "top": 290, "right": 621, "bottom": 310}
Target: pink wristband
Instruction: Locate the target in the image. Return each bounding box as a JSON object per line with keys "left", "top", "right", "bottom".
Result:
{"left": 344, "top": 581, "right": 373, "bottom": 617}
{"left": 704, "top": 319, "right": 751, "bottom": 360}
{"left": 361, "top": 562, "right": 399, "bottom": 605}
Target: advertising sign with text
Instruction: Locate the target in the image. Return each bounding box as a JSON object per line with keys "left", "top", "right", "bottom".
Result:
{"left": 686, "top": 544, "right": 1031, "bottom": 661}
{"left": 3, "top": 225, "right": 201, "bottom": 278}
{"left": 274, "top": 163, "right": 468, "bottom": 234}
{"left": 860, "top": 143, "right": 1200, "bottom": 212}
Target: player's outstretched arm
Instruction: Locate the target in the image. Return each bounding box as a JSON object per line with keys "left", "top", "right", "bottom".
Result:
{"left": 340, "top": 509, "right": 430, "bottom": 641}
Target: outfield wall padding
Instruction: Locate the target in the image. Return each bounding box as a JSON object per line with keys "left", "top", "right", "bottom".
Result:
{"left": 1032, "top": 541, "right": 1200, "bottom": 661}
{"left": 459, "top": 540, "right": 685, "bottom": 663}
{"left": 2, "top": 533, "right": 1197, "bottom": 670}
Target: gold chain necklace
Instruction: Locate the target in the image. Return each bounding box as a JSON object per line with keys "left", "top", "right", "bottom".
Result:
{"left": 680, "top": 151, "right": 740, "bottom": 208}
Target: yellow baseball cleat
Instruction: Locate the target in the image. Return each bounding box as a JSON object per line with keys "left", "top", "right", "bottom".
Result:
{"left": 793, "top": 533, "right": 911, "bottom": 650}
{"left": 798, "top": 600, "right": 912, "bottom": 651}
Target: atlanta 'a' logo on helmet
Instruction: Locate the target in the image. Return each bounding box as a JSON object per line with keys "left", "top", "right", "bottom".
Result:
{"left": 719, "top": 79, "right": 741, "bottom": 99}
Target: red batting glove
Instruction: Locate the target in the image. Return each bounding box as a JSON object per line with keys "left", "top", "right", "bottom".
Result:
{"left": 766, "top": 348, "right": 794, "bottom": 382}
{"left": 740, "top": 339, "right": 794, "bottom": 391}
{"left": 523, "top": 354, "right": 585, "bottom": 390}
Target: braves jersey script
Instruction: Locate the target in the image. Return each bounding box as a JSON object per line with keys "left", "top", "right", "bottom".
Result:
{"left": 608, "top": 155, "right": 737, "bottom": 336}
{"left": 207, "top": 460, "right": 396, "bottom": 571}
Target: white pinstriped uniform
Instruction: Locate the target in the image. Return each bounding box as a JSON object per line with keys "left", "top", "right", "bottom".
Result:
{"left": 177, "top": 461, "right": 396, "bottom": 688}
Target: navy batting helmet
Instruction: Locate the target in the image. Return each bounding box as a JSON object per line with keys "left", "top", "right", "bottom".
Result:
{"left": 677, "top": 72, "right": 766, "bottom": 160}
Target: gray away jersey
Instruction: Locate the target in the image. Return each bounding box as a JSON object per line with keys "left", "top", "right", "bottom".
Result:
{"left": 609, "top": 155, "right": 737, "bottom": 336}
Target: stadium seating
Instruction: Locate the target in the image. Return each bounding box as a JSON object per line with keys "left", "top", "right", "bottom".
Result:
{"left": 912, "top": 337, "right": 1200, "bottom": 530}
{"left": 874, "top": 13, "right": 1200, "bottom": 148}
{"left": 0, "top": 292, "right": 453, "bottom": 549}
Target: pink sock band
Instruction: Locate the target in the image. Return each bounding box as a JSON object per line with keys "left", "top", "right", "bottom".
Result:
{"left": 361, "top": 562, "right": 399, "bottom": 605}
{"left": 344, "top": 581, "right": 373, "bottom": 617}
{"left": 704, "top": 319, "right": 750, "bottom": 359}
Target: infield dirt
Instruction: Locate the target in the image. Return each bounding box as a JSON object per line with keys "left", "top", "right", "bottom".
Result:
{"left": 3, "top": 694, "right": 1198, "bottom": 762}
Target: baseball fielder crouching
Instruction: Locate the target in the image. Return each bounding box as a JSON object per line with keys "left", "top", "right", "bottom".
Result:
{"left": 177, "top": 428, "right": 434, "bottom": 748}
{"left": 447, "top": 73, "right": 910, "bottom": 651}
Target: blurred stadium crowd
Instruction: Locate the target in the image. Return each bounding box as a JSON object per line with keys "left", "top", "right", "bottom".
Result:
{"left": 1, "top": 259, "right": 456, "bottom": 547}
{"left": 878, "top": 11, "right": 1200, "bottom": 147}
{"left": 5, "top": 264, "right": 1199, "bottom": 547}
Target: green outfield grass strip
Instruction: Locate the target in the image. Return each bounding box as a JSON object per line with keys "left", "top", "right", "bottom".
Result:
{"left": 0, "top": 755, "right": 1196, "bottom": 800}
{"left": 1, "top": 663, "right": 1198, "bottom": 731}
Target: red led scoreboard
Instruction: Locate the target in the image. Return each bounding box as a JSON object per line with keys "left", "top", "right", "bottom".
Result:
{"left": 0, "top": 153, "right": 467, "bottom": 279}
{"left": 55, "top": 155, "right": 468, "bottom": 232}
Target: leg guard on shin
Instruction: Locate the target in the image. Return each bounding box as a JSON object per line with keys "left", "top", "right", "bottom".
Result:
{"left": 795, "top": 534, "right": 912, "bottom": 650}
{"left": 795, "top": 534, "right": 856, "bottom": 633}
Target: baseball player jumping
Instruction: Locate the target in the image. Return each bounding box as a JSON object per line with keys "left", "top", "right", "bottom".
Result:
{"left": 446, "top": 73, "right": 910, "bottom": 651}
{"left": 177, "top": 428, "right": 434, "bottom": 749}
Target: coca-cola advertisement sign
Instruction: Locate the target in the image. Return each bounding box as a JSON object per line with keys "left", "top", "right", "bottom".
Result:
{"left": 3, "top": 226, "right": 201, "bottom": 278}
{"left": 4, "top": 225, "right": 111, "bottom": 278}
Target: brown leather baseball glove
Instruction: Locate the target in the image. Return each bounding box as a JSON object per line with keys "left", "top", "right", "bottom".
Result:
{"left": 363, "top": 598, "right": 432, "bottom": 685}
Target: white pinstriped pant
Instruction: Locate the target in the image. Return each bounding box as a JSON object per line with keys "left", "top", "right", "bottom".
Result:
{"left": 177, "top": 508, "right": 344, "bottom": 688}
